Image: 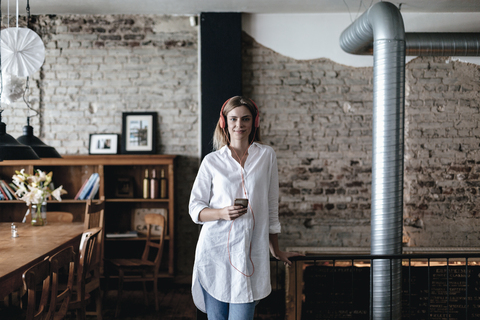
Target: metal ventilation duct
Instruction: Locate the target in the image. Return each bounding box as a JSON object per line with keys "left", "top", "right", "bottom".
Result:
{"left": 339, "top": 2, "right": 480, "bottom": 319}
{"left": 343, "top": 32, "right": 480, "bottom": 56}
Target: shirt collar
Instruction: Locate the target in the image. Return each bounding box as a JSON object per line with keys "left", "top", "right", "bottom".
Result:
{"left": 219, "top": 142, "right": 259, "bottom": 155}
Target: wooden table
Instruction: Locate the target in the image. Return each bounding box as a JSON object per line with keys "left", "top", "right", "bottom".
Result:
{"left": 0, "top": 222, "right": 85, "bottom": 299}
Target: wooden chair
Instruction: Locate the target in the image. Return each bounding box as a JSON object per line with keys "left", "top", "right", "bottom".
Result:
{"left": 105, "top": 213, "right": 166, "bottom": 317}
{"left": 22, "top": 258, "right": 50, "bottom": 320}
{"left": 82, "top": 199, "right": 105, "bottom": 319}
{"left": 48, "top": 246, "right": 75, "bottom": 320}
{"left": 47, "top": 211, "right": 74, "bottom": 223}
{"left": 67, "top": 227, "right": 102, "bottom": 320}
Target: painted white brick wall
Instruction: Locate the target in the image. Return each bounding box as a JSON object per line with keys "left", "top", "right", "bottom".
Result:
{"left": 6, "top": 15, "right": 198, "bottom": 159}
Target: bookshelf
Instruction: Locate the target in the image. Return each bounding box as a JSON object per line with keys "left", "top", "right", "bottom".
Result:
{"left": 0, "top": 155, "right": 176, "bottom": 278}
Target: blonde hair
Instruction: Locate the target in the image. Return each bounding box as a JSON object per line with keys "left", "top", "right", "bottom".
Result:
{"left": 212, "top": 96, "right": 261, "bottom": 150}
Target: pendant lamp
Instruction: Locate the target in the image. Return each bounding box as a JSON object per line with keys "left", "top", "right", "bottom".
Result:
{"left": 16, "top": 77, "right": 62, "bottom": 158}
{"left": 17, "top": 116, "right": 61, "bottom": 158}
{"left": 0, "top": 111, "right": 40, "bottom": 161}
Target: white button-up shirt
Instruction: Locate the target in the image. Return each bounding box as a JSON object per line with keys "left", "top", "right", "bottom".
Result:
{"left": 189, "top": 142, "right": 281, "bottom": 312}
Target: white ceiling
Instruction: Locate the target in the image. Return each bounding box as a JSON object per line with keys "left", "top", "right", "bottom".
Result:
{"left": 3, "top": 0, "right": 480, "bottom": 15}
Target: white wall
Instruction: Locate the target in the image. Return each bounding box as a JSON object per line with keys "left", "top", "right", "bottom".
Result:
{"left": 242, "top": 13, "right": 480, "bottom": 67}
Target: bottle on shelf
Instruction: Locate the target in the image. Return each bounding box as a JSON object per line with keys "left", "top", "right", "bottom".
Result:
{"left": 160, "top": 169, "right": 167, "bottom": 199}
{"left": 150, "top": 169, "right": 158, "bottom": 199}
{"left": 143, "top": 169, "right": 149, "bottom": 199}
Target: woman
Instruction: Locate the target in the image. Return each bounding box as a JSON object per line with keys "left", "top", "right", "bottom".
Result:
{"left": 189, "top": 96, "right": 301, "bottom": 319}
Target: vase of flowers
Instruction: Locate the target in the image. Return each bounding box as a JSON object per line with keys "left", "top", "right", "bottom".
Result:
{"left": 31, "top": 201, "right": 47, "bottom": 226}
{"left": 12, "top": 169, "right": 67, "bottom": 226}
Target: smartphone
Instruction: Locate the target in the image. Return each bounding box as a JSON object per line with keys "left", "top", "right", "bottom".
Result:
{"left": 234, "top": 198, "right": 248, "bottom": 208}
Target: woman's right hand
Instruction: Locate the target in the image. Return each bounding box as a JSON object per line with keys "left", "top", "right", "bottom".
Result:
{"left": 198, "top": 206, "right": 248, "bottom": 222}
{"left": 219, "top": 205, "right": 248, "bottom": 221}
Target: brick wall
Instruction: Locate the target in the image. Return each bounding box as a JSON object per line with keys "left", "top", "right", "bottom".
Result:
{"left": 242, "top": 34, "right": 480, "bottom": 249}
{"left": 242, "top": 34, "right": 373, "bottom": 248}
{"left": 404, "top": 57, "right": 480, "bottom": 246}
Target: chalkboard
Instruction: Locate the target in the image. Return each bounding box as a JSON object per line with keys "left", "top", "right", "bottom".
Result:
{"left": 403, "top": 265, "right": 480, "bottom": 319}
{"left": 302, "top": 265, "right": 369, "bottom": 319}
{"left": 300, "top": 264, "right": 480, "bottom": 320}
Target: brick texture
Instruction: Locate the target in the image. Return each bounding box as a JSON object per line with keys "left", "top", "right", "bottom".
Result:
{"left": 243, "top": 34, "right": 373, "bottom": 248}
{"left": 404, "top": 56, "right": 480, "bottom": 246}
{"left": 242, "top": 33, "right": 480, "bottom": 249}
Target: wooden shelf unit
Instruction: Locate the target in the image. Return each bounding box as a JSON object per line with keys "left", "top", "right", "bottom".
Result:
{"left": 0, "top": 154, "right": 176, "bottom": 278}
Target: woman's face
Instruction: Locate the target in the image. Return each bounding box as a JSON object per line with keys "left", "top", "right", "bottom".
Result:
{"left": 226, "top": 106, "right": 253, "bottom": 144}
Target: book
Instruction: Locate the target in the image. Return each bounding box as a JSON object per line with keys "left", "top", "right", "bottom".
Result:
{"left": 0, "top": 182, "right": 11, "bottom": 200}
{"left": 2, "top": 180, "right": 18, "bottom": 199}
{"left": 82, "top": 174, "right": 100, "bottom": 200}
{"left": 74, "top": 177, "right": 90, "bottom": 200}
{"left": 78, "top": 173, "right": 99, "bottom": 200}
{"left": 0, "top": 181, "right": 13, "bottom": 199}
{"left": 105, "top": 231, "right": 139, "bottom": 239}
{"left": 9, "top": 183, "right": 18, "bottom": 192}
{"left": 0, "top": 183, "right": 10, "bottom": 200}
{"left": 87, "top": 177, "right": 100, "bottom": 200}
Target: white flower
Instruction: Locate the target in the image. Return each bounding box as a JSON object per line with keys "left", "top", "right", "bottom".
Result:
{"left": 12, "top": 171, "right": 26, "bottom": 185}
{"left": 29, "top": 175, "right": 41, "bottom": 185}
{"left": 14, "top": 184, "right": 28, "bottom": 197}
{"left": 51, "top": 186, "right": 67, "bottom": 201}
{"left": 11, "top": 169, "right": 67, "bottom": 206}
{"left": 20, "top": 187, "right": 43, "bottom": 206}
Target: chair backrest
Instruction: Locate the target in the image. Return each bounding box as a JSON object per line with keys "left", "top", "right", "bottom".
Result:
{"left": 47, "top": 211, "right": 74, "bottom": 223}
{"left": 23, "top": 258, "right": 50, "bottom": 320}
{"left": 48, "top": 246, "right": 75, "bottom": 320}
{"left": 84, "top": 199, "right": 105, "bottom": 230}
{"left": 84, "top": 199, "right": 105, "bottom": 273}
{"left": 76, "top": 227, "right": 102, "bottom": 306}
{"left": 141, "top": 214, "right": 166, "bottom": 274}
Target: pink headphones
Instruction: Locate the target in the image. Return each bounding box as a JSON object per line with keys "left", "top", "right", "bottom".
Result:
{"left": 219, "top": 97, "right": 260, "bottom": 129}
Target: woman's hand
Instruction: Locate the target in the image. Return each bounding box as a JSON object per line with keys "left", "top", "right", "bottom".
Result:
{"left": 269, "top": 233, "right": 304, "bottom": 266}
{"left": 273, "top": 250, "right": 305, "bottom": 266}
{"left": 199, "top": 206, "right": 247, "bottom": 222}
{"left": 219, "top": 205, "right": 248, "bottom": 221}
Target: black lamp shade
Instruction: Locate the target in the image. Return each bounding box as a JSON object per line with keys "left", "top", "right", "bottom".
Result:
{"left": 0, "top": 122, "right": 40, "bottom": 160}
{"left": 17, "top": 125, "right": 62, "bottom": 158}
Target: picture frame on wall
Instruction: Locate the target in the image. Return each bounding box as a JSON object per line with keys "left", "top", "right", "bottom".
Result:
{"left": 122, "top": 112, "right": 157, "bottom": 154}
{"left": 89, "top": 133, "right": 119, "bottom": 155}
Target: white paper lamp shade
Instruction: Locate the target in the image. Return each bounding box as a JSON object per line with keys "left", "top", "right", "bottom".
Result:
{"left": 1, "top": 28, "right": 45, "bottom": 77}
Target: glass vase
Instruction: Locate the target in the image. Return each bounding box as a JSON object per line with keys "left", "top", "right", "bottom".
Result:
{"left": 31, "top": 201, "right": 47, "bottom": 226}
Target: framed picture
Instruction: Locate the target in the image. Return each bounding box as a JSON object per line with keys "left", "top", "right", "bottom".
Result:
{"left": 115, "top": 177, "right": 134, "bottom": 198}
{"left": 122, "top": 112, "right": 157, "bottom": 154}
{"left": 89, "top": 133, "right": 119, "bottom": 155}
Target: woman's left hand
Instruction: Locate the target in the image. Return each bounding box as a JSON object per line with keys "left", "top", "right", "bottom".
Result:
{"left": 274, "top": 251, "right": 305, "bottom": 266}
{"left": 269, "top": 234, "right": 304, "bottom": 266}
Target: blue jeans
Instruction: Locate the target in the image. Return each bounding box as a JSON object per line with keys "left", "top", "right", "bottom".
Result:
{"left": 201, "top": 285, "right": 257, "bottom": 320}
